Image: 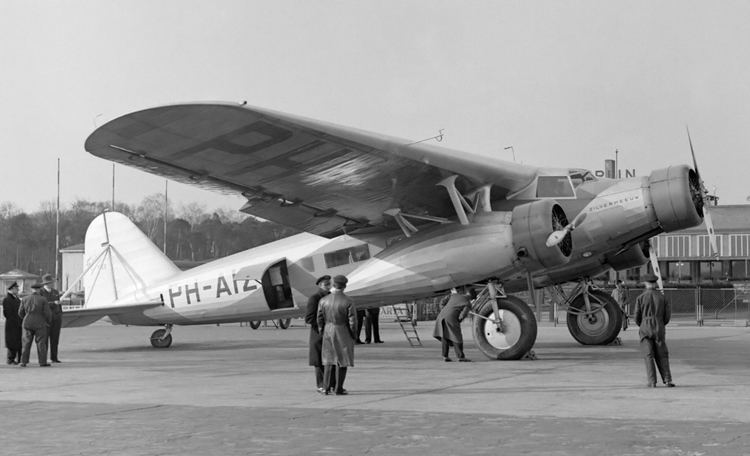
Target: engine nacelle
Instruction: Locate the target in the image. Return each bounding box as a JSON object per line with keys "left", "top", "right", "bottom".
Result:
{"left": 512, "top": 200, "right": 572, "bottom": 272}
{"left": 604, "top": 241, "right": 649, "bottom": 271}
{"left": 648, "top": 165, "right": 703, "bottom": 232}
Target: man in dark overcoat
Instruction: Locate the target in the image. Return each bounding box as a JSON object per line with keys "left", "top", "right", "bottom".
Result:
{"left": 18, "top": 280, "right": 52, "bottom": 367}
{"left": 635, "top": 273, "right": 674, "bottom": 388}
{"left": 305, "top": 275, "right": 332, "bottom": 393}
{"left": 39, "top": 273, "right": 63, "bottom": 363}
{"left": 317, "top": 275, "right": 357, "bottom": 395}
{"left": 3, "top": 282, "right": 23, "bottom": 364}
{"left": 433, "top": 287, "right": 472, "bottom": 362}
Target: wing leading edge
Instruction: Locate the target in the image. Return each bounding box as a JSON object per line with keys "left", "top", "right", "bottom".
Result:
{"left": 85, "top": 102, "right": 541, "bottom": 236}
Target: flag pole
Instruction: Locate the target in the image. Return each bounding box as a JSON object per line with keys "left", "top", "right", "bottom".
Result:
{"left": 55, "top": 157, "right": 60, "bottom": 280}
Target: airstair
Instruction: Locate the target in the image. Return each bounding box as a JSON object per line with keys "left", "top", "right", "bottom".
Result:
{"left": 392, "top": 303, "right": 422, "bottom": 347}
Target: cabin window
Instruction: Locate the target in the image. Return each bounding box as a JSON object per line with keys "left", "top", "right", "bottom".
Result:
{"left": 536, "top": 176, "right": 575, "bottom": 198}
{"left": 324, "top": 244, "right": 371, "bottom": 268}
{"left": 299, "top": 256, "right": 314, "bottom": 272}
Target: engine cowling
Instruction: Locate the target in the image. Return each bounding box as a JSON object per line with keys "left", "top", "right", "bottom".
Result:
{"left": 512, "top": 200, "right": 572, "bottom": 272}
{"left": 648, "top": 165, "right": 703, "bottom": 232}
{"left": 604, "top": 241, "right": 649, "bottom": 271}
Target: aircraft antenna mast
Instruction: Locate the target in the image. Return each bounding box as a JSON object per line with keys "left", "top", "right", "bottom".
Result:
{"left": 504, "top": 146, "right": 516, "bottom": 162}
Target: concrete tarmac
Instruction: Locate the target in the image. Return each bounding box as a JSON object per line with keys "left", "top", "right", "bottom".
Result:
{"left": 1, "top": 320, "right": 749, "bottom": 455}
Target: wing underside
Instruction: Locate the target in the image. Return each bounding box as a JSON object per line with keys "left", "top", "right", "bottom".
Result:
{"left": 85, "top": 103, "right": 540, "bottom": 236}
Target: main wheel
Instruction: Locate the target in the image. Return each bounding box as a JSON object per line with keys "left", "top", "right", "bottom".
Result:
{"left": 249, "top": 320, "right": 261, "bottom": 329}
{"left": 472, "top": 295, "right": 538, "bottom": 360}
{"left": 150, "top": 329, "right": 173, "bottom": 348}
{"left": 566, "top": 289, "right": 622, "bottom": 345}
{"left": 278, "top": 318, "right": 291, "bottom": 329}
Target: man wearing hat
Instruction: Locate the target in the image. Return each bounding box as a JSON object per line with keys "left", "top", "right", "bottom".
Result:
{"left": 317, "top": 275, "right": 357, "bottom": 395}
{"left": 634, "top": 273, "right": 675, "bottom": 387}
{"left": 3, "top": 282, "right": 23, "bottom": 364}
{"left": 18, "top": 279, "right": 53, "bottom": 367}
{"left": 39, "top": 273, "right": 63, "bottom": 363}
{"left": 305, "top": 275, "right": 333, "bottom": 393}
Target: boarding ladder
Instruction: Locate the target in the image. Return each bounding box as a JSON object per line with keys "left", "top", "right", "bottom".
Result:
{"left": 392, "top": 303, "right": 422, "bottom": 347}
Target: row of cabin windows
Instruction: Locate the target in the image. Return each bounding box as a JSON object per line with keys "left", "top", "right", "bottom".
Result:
{"left": 298, "top": 244, "right": 372, "bottom": 272}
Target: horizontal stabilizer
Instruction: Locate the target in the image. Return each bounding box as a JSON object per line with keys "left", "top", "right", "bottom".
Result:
{"left": 62, "top": 301, "right": 163, "bottom": 328}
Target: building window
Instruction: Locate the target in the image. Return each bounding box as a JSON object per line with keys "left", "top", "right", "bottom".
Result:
{"left": 697, "top": 235, "right": 722, "bottom": 257}
{"left": 626, "top": 267, "right": 642, "bottom": 282}
{"left": 730, "top": 260, "right": 749, "bottom": 280}
{"left": 667, "top": 261, "right": 691, "bottom": 283}
{"left": 323, "top": 244, "right": 371, "bottom": 268}
{"left": 729, "top": 234, "right": 750, "bottom": 257}
{"left": 699, "top": 261, "right": 723, "bottom": 281}
{"left": 657, "top": 235, "right": 690, "bottom": 258}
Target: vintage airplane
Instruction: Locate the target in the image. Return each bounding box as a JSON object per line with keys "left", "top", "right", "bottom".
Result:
{"left": 78, "top": 102, "right": 712, "bottom": 359}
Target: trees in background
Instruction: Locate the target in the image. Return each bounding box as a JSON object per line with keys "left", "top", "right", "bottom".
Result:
{"left": 0, "top": 194, "right": 298, "bottom": 275}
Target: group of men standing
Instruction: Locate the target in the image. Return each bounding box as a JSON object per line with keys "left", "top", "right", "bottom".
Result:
{"left": 3, "top": 274, "right": 63, "bottom": 367}
{"left": 305, "top": 274, "right": 356, "bottom": 395}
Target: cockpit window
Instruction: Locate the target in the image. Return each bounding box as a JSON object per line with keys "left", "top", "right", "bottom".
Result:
{"left": 536, "top": 176, "right": 575, "bottom": 198}
{"left": 569, "top": 170, "right": 596, "bottom": 188}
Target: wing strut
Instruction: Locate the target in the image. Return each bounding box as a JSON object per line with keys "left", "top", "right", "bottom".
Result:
{"left": 437, "top": 176, "right": 493, "bottom": 225}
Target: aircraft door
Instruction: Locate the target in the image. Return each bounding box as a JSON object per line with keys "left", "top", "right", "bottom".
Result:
{"left": 262, "top": 260, "right": 294, "bottom": 310}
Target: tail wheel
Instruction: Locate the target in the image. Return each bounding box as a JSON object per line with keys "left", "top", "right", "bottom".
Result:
{"left": 278, "top": 318, "right": 291, "bottom": 329}
{"left": 566, "top": 289, "right": 622, "bottom": 345}
{"left": 150, "top": 329, "right": 173, "bottom": 348}
{"left": 249, "top": 321, "right": 261, "bottom": 329}
{"left": 472, "top": 295, "right": 537, "bottom": 360}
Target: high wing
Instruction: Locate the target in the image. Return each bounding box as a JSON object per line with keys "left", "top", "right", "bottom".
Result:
{"left": 62, "top": 301, "right": 164, "bottom": 328}
{"left": 85, "top": 102, "right": 541, "bottom": 237}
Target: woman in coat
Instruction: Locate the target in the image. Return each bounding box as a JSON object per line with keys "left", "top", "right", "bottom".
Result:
{"left": 3, "top": 282, "right": 23, "bottom": 364}
{"left": 317, "top": 275, "right": 357, "bottom": 395}
{"left": 433, "top": 287, "right": 472, "bottom": 362}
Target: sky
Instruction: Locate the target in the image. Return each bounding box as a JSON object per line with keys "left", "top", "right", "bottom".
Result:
{"left": 2, "top": 0, "right": 749, "bottom": 214}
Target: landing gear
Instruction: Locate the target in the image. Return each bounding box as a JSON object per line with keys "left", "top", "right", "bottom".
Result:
{"left": 278, "top": 318, "right": 291, "bottom": 329}
{"left": 150, "top": 325, "right": 173, "bottom": 348}
{"left": 565, "top": 283, "right": 622, "bottom": 345}
{"left": 471, "top": 284, "right": 538, "bottom": 360}
{"left": 249, "top": 321, "right": 261, "bottom": 329}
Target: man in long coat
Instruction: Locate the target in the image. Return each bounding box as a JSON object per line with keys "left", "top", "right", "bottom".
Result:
{"left": 317, "top": 275, "right": 356, "bottom": 395}
{"left": 635, "top": 273, "right": 674, "bottom": 388}
{"left": 611, "top": 280, "right": 629, "bottom": 331}
{"left": 39, "top": 273, "right": 63, "bottom": 363}
{"left": 305, "top": 275, "right": 332, "bottom": 394}
{"left": 3, "top": 282, "right": 23, "bottom": 364}
{"left": 18, "top": 280, "right": 52, "bottom": 367}
{"left": 433, "top": 287, "right": 472, "bottom": 362}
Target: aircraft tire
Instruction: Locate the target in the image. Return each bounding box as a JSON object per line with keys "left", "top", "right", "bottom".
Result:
{"left": 249, "top": 321, "right": 261, "bottom": 329}
{"left": 566, "top": 290, "right": 622, "bottom": 345}
{"left": 150, "top": 329, "right": 173, "bottom": 348}
{"left": 472, "top": 295, "right": 537, "bottom": 360}
{"left": 278, "top": 318, "right": 291, "bottom": 329}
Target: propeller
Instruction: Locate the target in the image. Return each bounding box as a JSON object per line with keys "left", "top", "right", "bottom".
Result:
{"left": 647, "top": 239, "right": 664, "bottom": 292}
{"left": 687, "top": 127, "right": 718, "bottom": 257}
{"left": 546, "top": 212, "right": 587, "bottom": 247}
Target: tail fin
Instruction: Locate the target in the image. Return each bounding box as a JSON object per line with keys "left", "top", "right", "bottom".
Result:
{"left": 83, "top": 212, "right": 180, "bottom": 307}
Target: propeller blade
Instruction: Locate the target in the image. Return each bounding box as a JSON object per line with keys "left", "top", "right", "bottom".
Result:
{"left": 686, "top": 126, "right": 700, "bottom": 178}
{"left": 648, "top": 239, "right": 664, "bottom": 292}
{"left": 546, "top": 228, "right": 570, "bottom": 247}
{"left": 545, "top": 212, "right": 587, "bottom": 248}
{"left": 686, "top": 127, "right": 718, "bottom": 256}
{"left": 704, "top": 205, "right": 719, "bottom": 256}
